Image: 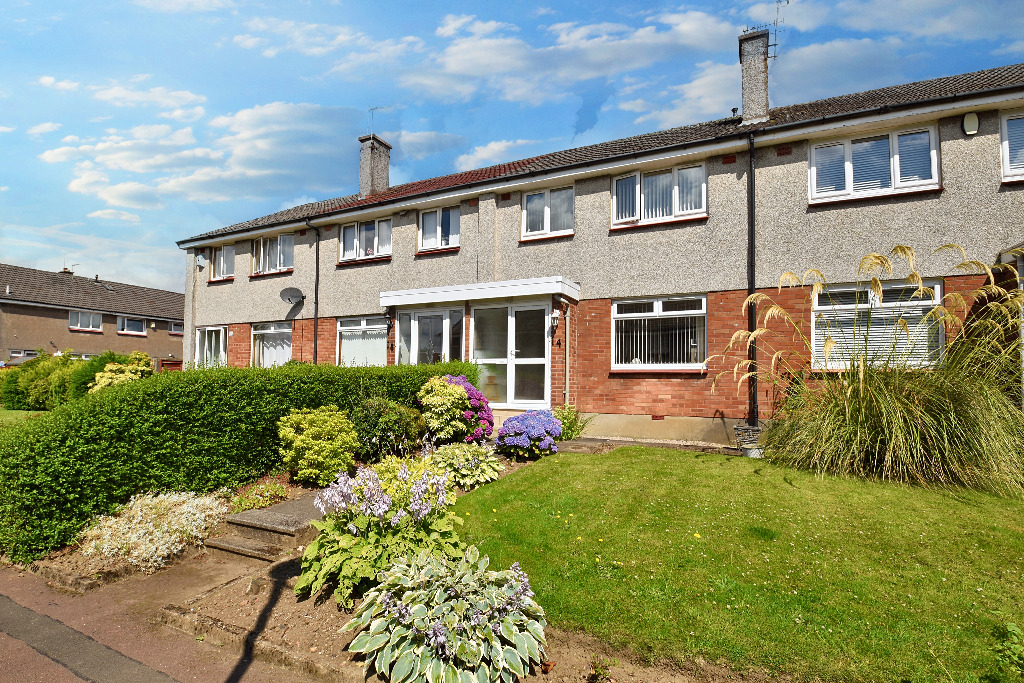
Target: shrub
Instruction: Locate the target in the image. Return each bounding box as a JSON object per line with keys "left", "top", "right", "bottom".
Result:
{"left": 0, "top": 364, "right": 31, "bottom": 409}
{"left": 79, "top": 491, "right": 225, "bottom": 573}
{"left": 88, "top": 351, "right": 153, "bottom": 393}
{"left": 0, "top": 360, "right": 476, "bottom": 562}
{"left": 372, "top": 455, "right": 452, "bottom": 508}
{"left": 228, "top": 481, "right": 289, "bottom": 513}
{"left": 552, "top": 403, "right": 595, "bottom": 441}
{"left": 993, "top": 620, "right": 1024, "bottom": 675}
{"left": 350, "top": 397, "right": 426, "bottom": 461}
{"left": 345, "top": 546, "right": 547, "bottom": 683}
{"left": 494, "top": 410, "right": 562, "bottom": 460}
{"left": 719, "top": 245, "right": 1024, "bottom": 495}
{"left": 68, "top": 351, "right": 131, "bottom": 399}
{"left": 2, "top": 352, "right": 85, "bottom": 410}
{"left": 417, "top": 374, "right": 493, "bottom": 445}
{"left": 295, "top": 463, "right": 463, "bottom": 607}
{"left": 427, "top": 443, "right": 505, "bottom": 491}
{"left": 278, "top": 406, "right": 360, "bottom": 486}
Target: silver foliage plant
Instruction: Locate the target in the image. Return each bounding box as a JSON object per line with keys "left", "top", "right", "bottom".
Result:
{"left": 345, "top": 546, "right": 546, "bottom": 683}
{"left": 426, "top": 443, "right": 505, "bottom": 491}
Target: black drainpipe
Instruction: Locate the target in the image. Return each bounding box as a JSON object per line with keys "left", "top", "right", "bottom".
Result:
{"left": 305, "top": 220, "right": 321, "bottom": 364}
{"left": 746, "top": 132, "right": 759, "bottom": 427}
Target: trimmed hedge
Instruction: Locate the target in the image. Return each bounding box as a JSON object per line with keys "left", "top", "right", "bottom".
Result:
{"left": 0, "top": 361, "right": 477, "bottom": 562}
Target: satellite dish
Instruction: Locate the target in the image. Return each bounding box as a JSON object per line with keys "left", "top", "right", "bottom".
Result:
{"left": 280, "top": 287, "right": 306, "bottom": 305}
{"left": 196, "top": 253, "right": 206, "bottom": 268}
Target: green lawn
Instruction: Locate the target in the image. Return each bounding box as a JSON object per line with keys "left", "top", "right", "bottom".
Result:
{"left": 453, "top": 448, "right": 1024, "bottom": 682}
{"left": 0, "top": 409, "right": 42, "bottom": 427}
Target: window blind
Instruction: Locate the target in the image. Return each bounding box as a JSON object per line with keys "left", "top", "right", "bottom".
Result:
{"left": 852, "top": 136, "right": 891, "bottom": 191}
{"left": 677, "top": 166, "right": 703, "bottom": 213}
{"left": 549, "top": 188, "right": 574, "bottom": 232}
{"left": 615, "top": 176, "right": 636, "bottom": 221}
{"left": 642, "top": 171, "right": 672, "bottom": 220}
{"left": 897, "top": 131, "right": 933, "bottom": 183}
{"left": 814, "top": 144, "right": 846, "bottom": 193}
{"left": 1008, "top": 117, "right": 1024, "bottom": 172}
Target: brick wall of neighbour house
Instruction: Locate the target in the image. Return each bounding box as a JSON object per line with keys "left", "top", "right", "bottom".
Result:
{"left": 570, "top": 274, "right": 989, "bottom": 421}
{"left": 226, "top": 323, "right": 251, "bottom": 367}
{"left": 0, "top": 302, "right": 183, "bottom": 366}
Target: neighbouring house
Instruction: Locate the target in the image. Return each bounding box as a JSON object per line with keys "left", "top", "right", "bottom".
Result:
{"left": 176, "top": 30, "right": 1024, "bottom": 443}
{"left": 0, "top": 263, "right": 186, "bottom": 369}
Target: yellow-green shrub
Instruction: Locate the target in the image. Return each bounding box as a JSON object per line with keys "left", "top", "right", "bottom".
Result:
{"left": 372, "top": 455, "right": 453, "bottom": 509}
{"left": 278, "top": 405, "right": 360, "bottom": 485}
{"left": 89, "top": 352, "right": 153, "bottom": 393}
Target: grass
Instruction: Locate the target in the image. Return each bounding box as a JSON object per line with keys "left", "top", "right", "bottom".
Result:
{"left": 0, "top": 408, "right": 43, "bottom": 427}
{"left": 453, "top": 447, "right": 1024, "bottom": 682}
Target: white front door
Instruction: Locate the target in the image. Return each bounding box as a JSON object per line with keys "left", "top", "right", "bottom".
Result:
{"left": 472, "top": 304, "right": 550, "bottom": 408}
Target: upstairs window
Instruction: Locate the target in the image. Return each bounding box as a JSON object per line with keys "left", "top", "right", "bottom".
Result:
{"left": 117, "top": 316, "right": 146, "bottom": 335}
{"left": 812, "top": 281, "right": 942, "bottom": 369}
{"left": 69, "top": 310, "right": 102, "bottom": 331}
{"left": 613, "top": 163, "right": 706, "bottom": 226}
{"left": 523, "top": 187, "right": 574, "bottom": 237}
{"left": 211, "top": 244, "right": 234, "bottom": 279}
{"left": 169, "top": 322, "right": 184, "bottom": 335}
{"left": 252, "top": 234, "right": 294, "bottom": 274}
{"left": 420, "top": 206, "right": 460, "bottom": 250}
{"left": 341, "top": 219, "right": 392, "bottom": 261}
{"left": 810, "top": 126, "right": 938, "bottom": 201}
{"left": 611, "top": 296, "right": 707, "bottom": 370}
{"left": 1001, "top": 111, "right": 1024, "bottom": 181}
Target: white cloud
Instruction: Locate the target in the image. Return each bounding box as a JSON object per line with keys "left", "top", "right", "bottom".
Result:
{"left": 67, "top": 164, "right": 164, "bottom": 209}
{"left": 233, "top": 34, "right": 266, "bottom": 49}
{"left": 88, "top": 209, "right": 141, "bottom": 223}
{"left": 92, "top": 83, "right": 206, "bottom": 108}
{"left": 238, "top": 17, "right": 358, "bottom": 57}
{"left": 747, "top": 0, "right": 831, "bottom": 32}
{"left": 0, "top": 187, "right": 8, "bottom": 192}
{"left": 454, "top": 139, "right": 536, "bottom": 171}
{"left": 994, "top": 40, "right": 1024, "bottom": 55}
{"left": 0, "top": 126, "right": 14, "bottom": 133}
{"left": 384, "top": 130, "right": 465, "bottom": 160}
{"left": 618, "top": 98, "right": 654, "bottom": 113}
{"left": 771, "top": 37, "right": 906, "bottom": 104}
{"left": 436, "top": 15, "right": 474, "bottom": 38}
{"left": 328, "top": 37, "right": 425, "bottom": 76}
{"left": 637, "top": 62, "right": 740, "bottom": 128}
{"left": 38, "top": 75, "right": 80, "bottom": 91}
{"left": 834, "top": 0, "right": 1024, "bottom": 40}
{"left": 278, "top": 195, "right": 319, "bottom": 211}
{"left": 133, "top": 0, "right": 232, "bottom": 12}
{"left": 27, "top": 122, "right": 62, "bottom": 135}
{"left": 159, "top": 106, "right": 205, "bottom": 122}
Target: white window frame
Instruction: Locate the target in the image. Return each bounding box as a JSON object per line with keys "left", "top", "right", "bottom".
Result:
{"left": 339, "top": 218, "right": 393, "bottom": 261}
{"left": 418, "top": 206, "right": 460, "bottom": 251}
{"left": 612, "top": 162, "right": 707, "bottom": 227}
{"left": 521, "top": 186, "right": 575, "bottom": 238}
{"left": 1000, "top": 109, "right": 1024, "bottom": 182}
{"left": 69, "top": 310, "right": 103, "bottom": 331}
{"left": 195, "top": 326, "right": 227, "bottom": 366}
{"left": 610, "top": 296, "right": 708, "bottom": 371}
{"left": 336, "top": 316, "right": 389, "bottom": 366}
{"left": 210, "top": 244, "right": 235, "bottom": 280}
{"left": 117, "top": 316, "right": 147, "bottom": 336}
{"left": 808, "top": 125, "right": 940, "bottom": 202}
{"left": 169, "top": 321, "right": 184, "bottom": 335}
{"left": 396, "top": 308, "right": 465, "bottom": 365}
{"left": 252, "top": 233, "right": 294, "bottom": 275}
{"left": 9, "top": 350, "right": 39, "bottom": 360}
{"left": 811, "top": 280, "right": 943, "bottom": 370}
{"left": 251, "top": 321, "right": 292, "bottom": 367}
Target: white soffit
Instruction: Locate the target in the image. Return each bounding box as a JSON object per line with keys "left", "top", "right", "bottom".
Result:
{"left": 381, "top": 276, "right": 581, "bottom": 308}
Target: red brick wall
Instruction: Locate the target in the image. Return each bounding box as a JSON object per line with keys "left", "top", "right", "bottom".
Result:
{"left": 226, "top": 323, "right": 251, "bottom": 367}
{"left": 286, "top": 317, "right": 339, "bottom": 364}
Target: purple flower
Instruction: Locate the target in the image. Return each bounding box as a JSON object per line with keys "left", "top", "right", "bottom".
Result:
{"left": 427, "top": 621, "right": 450, "bottom": 660}
{"left": 494, "top": 409, "right": 562, "bottom": 459}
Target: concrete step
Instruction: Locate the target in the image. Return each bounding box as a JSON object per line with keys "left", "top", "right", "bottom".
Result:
{"left": 205, "top": 535, "right": 283, "bottom": 562}
{"left": 225, "top": 509, "right": 318, "bottom": 547}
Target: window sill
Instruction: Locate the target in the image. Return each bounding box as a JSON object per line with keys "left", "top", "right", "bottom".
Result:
{"left": 208, "top": 276, "right": 234, "bottom": 284}
{"left": 169, "top": 332, "right": 184, "bottom": 336}
{"left": 117, "top": 331, "right": 148, "bottom": 337}
{"left": 808, "top": 184, "right": 942, "bottom": 206}
{"left": 249, "top": 268, "right": 294, "bottom": 279}
{"left": 415, "top": 246, "right": 460, "bottom": 257}
{"left": 519, "top": 231, "right": 574, "bottom": 243}
{"left": 337, "top": 255, "right": 392, "bottom": 267}
{"left": 69, "top": 327, "right": 103, "bottom": 334}
{"left": 1001, "top": 175, "right": 1024, "bottom": 185}
{"left": 610, "top": 213, "right": 708, "bottom": 232}
{"left": 609, "top": 366, "right": 707, "bottom": 375}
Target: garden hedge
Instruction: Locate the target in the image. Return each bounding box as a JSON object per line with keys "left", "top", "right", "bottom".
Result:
{"left": 0, "top": 361, "right": 477, "bottom": 562}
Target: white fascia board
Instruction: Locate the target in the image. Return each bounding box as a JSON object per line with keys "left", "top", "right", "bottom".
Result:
{"left": 0, "top": 298, "right": 183, "bottom": 322}
{"left": 381, "top": 276, "right": 582, "bottom": 308}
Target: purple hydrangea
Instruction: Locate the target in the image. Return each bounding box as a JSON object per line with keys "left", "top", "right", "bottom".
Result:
{"left": 442, "top": 374, "right": 494, "bottom": 443}
{"left": 494, "top": 410, "right": 562, "bottom": 460}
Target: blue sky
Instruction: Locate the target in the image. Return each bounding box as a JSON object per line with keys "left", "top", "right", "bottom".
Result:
{"left": 1, "top": 0, "right": 1022, "bottom": 292}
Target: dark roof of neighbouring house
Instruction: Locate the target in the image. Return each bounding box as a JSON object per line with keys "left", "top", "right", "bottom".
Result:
{"left": 0, "top": 263, "right": 185, "bottom": 320}
{"left": 180, "top": 62, "right": 1024, "bottom": 245}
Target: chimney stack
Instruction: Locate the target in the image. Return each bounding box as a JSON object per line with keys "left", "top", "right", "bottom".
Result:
{"left": 358, "top": 134, "right": 391, "bottom": 198}
{"left": 739, "top": 30, "right": 770, "bottom": 125}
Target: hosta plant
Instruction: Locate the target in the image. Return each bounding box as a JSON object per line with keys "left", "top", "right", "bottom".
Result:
{"left": 494, "top": 410, "right": 562, "bottom": 460}
{"left": 427, "top": 443, "right": 505, "bottom": 491}
{"left": 345, "top": 546, "right": 547, "bottom": 683}
{"left": 295, "top": 464, "right": 463, "bottom": 607}
{"left": 418, "top": 375, "right": 494, "bottom": 445}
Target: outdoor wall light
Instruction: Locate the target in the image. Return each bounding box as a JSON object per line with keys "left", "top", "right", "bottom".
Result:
{"left": 551, "top": 308, "right": 561, "bottom": 332}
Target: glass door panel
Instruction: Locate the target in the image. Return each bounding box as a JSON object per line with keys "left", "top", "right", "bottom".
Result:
{"left": 511, "top": 306, "right": 548, "bottom": 404}
{"left": 416, "top": 314, "right": 444, "bottom": 364}
{"left": 514, "top": 309, "right": 546, "bottom": 358}
{"left": 477, "top": 363, "right": 508, "bottom": 404}
{"left": 473, "top": 307, "right": 508, "bottom": 359}
{"left": 513, "top": 364, "right": 545, "bottom": 401}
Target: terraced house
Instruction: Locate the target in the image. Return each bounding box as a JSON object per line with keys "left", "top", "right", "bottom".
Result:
{"left": 177, "top": 31, "right": 1024, "bottom": 444}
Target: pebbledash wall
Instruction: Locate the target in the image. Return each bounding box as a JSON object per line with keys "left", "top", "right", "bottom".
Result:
{"left": 183, "top": 112, "right": 1021, "bottom": 443}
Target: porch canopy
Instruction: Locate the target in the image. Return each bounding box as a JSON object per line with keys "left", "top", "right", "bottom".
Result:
{"left": 380, "top": 276, "right": 581, "bottom": 308}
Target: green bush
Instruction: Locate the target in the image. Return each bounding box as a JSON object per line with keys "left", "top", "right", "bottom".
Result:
{"left": 1, "top": 352, "right": 85, "bottom": 410}
{"left": 344, "top": 546, "right": 547, "bottom": 683}
{"left": 67, "top": 351, "right": 131, "bottom": 399}
{"left": 88, "top": 351, "right": 153, "bottom": 393}
{"left": 993, "top": 620, "right": 1024, "bottom": 675}
{"left": 0, "top": 360, "right": 476, "bottom": 562}
{"left": 427, "top": 443, "right": 505, "bottom": 491}
{"left": 350, "top": 397, "right": 426, "bottom": 461}
{"left": 0, "top": 364, "right": 30, "bottom": 409}
{"left": 553, "top": 403, "right": 595, "bottom": 440}
{"left": 278, "top": 406, "right": 360, "bottom": 486}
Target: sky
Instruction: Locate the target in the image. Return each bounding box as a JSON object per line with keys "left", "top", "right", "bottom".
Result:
{"left": 1, "top": 0, "right": 1022, "bottom": 293}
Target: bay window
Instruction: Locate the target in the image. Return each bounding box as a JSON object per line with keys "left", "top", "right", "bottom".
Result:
{"left": 1001, "top": 111, "right": 1024, "bottom": 181}
{"left": 252, "top": 322, "right": 292, "bottom": 367}
{"left": 613, "top": 163, "right": 706, "bottom": 226}
{"left": 810, "top": 126, "right": 938, "bottom": 201}
{"left": 340, "top": 219, "right": 392, "bottom": 261}
{"left": 612, "top": 296, "right": 707, "bottom": 370}
{"left": 523, "top": 186, "right": 574, "bottom": 237}
{"left": 812, "top": 281, "right": 942, "bottom": 369}
{"left": 69, "top": 310, "right": 102, "bottom": 331}
{"left": 252, "top": 234, "right": 294, "bottom": 274}
{"left": 211, "top": 244, "right": 234, "bottom": 279}
{"left": 420, "top": 206, "right": 460, "bottom": 250}
{"left": 338, "top": 317, "right": 388, "bottom": 366}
